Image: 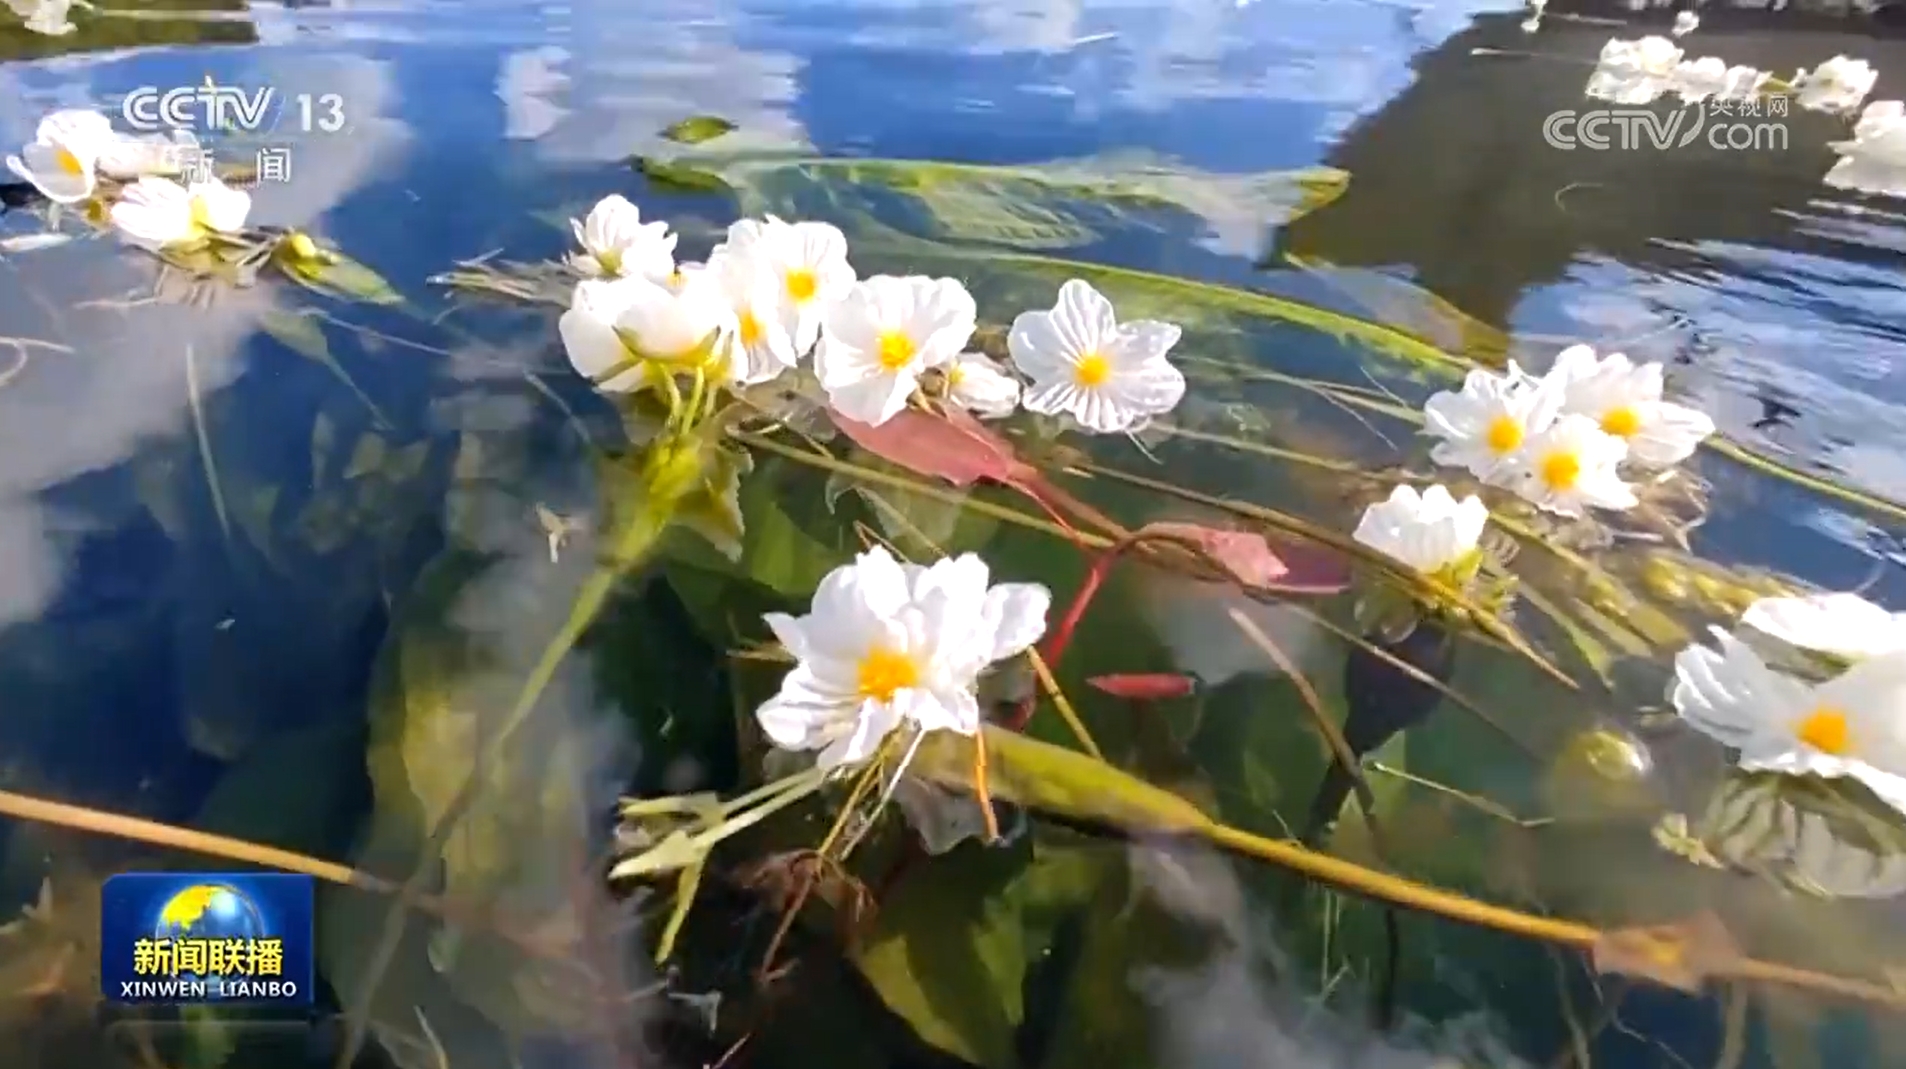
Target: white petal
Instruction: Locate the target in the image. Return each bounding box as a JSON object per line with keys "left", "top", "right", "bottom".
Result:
{"left": 826, "top": 367, "right": 915, "bottom": 426}
{"left": 189, "top": 179, "right": 250, "bottom": 233}
{"left": 1740, "top": 593, "right": 1906, "bottom": 661}
{"left": 979, "top": 582, "right": 1050, "bottom": 662}
{"left": 17, "top": 141, "right": 93, "bottom": 203}
{"left": 1670, "top": 628, "right": 1812, "bottom": 749}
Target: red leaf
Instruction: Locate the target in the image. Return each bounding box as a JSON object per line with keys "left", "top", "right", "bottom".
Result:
{"left": 1138, "top": 522, "right": 1349, "bottom": 595}
{"left": 830, "top": 406, "right": 1034, "bottom": 488}
{"left": 1088, "top": 673, "right": 1198, "bottom": 700}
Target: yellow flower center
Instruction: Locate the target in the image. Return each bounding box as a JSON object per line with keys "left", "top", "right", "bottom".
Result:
{"left": 738, "top": 309, "right": 763, "bottom": 347}
{"left": 667, "top": 269, "right": 684, "bottom": 290}
{"left": 1484, "top": 415, "right": 1524, "bottom": 454}
{"left": 1539, "top": 449, "right": 1581, "bottom": 491}
{"left": 1795, "top": 705, "right": 1851, "bottom": 755}
{"left": 595, "top": 249, "right": 623, "bottom": 276}
{"left": 1073, "top": 352, "right": 1110, "bottom": 387}
{"left": 53, "top": 145, "right": 84, "bottom": 176}
{"left": 188, "top": 194, "right": 215, "bottom": 233}
{"left": 1600, "top": 406, "right": 1642, "bottom": 438}
{"left": 784, "top": 268, "right": 817, "bottom": 303}
{"left": 876, "top": 330, "right": 916, "bottom": 370}
{"left": 856, "top": 647, "right": 919, "bottom": 703}
{"left": 946, "top": 364, "right": 967, "bottom": 388}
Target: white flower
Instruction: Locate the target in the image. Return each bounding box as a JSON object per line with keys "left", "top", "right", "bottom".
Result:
{"left": 97, "top": 129, "right": 201, "bottom": 180}
{"left": 1421, "top": 364, "right": 1563, "bottom": 483}
{"left": 1740, "top": 592, "right": 1906, "bottom": 663}
{"left": 1508, "top": 414, "right": 1637, "bottom": 516}
{"left": 1824, "top": 100, "right": 1906, "bottom": 199}
{"left": 108, "top": 175, "right": 250, "bottom": 249}
{"left": 9, "top": 0, "right": 75, "bottom": 34}
{"left": 707, "top": 244, "right": 798, "bottom": 386}
{"left": 1672, "top": 627, "right": 1906, "bottom": 816}
{"left": 1794, "top": 55, "right": 1877, "bottom": 115}
{"left": 716, "top": 215, "right": 856, "bottom": 355}
{"left": 569, "top": 194, "right": 676, "bottom": 281}
{"left": 1672, "top": 10, "right": 1698, "bottom": 36}
{"left": 1670, "top": 57, "right": 1768, "bottom": 104}
{"left": 816, "top": 275, "right": 976, "bottom": 427}
{"left": 1007, "top": 278, "right": 1185, "bottom": 434}
{"left": 1586, "top": 36, "right": 1686, "bottom": 105}
{"left": 1351, "top": 484, "right": 1488, "bottom": 577}
{"left": 756, "top": 546, "right": 1051, "bottom": 771}
{"left": 942, "top": 351, "right": 1021, "bottom": 419}
{"left": 1542, "top": 345, "right": 1714, "bottom": 467}
{"left": 558, "top": 272, "right": 737, "bottom": 394}
{"left": 5, "top": 108, "right": 114, "bottom": 204}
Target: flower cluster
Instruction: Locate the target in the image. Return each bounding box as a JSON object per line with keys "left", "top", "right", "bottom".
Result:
{"left": 757, "top": 545, "right": 1051, "bottom": 772}
{"left": 556, "top": 196, "right": 1187, "bottom": 433}
{"left": 1826, "top": 100, "right": 1906, "bottom": 200}
{"left": 4, "top": 107, "right": 252, "bottom": 249}
{"left": 1673, "top": 592, "right": 1906, "bottom": 817}
{"left": 1587, "top": 40, "right": 1875, "bottom": 114}
{"left": 1350, "top": 345, "right": 1713, "bottom": 592}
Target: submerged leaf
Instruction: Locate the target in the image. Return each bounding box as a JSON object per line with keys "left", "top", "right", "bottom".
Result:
{"left": 660, "top": 115, "right": 737, "bottom": 145}
{"left": 831, "top": 405, "right": 1033, "bottom": 489}
{"left": 1138, "top": 520, "right": 1350, "bottom": 595}
{"left": 910, "top": 726, "right": 1214, "bottom": 835}
{"left": 1591, "top": 913, "right": 1741, "bottom": 993}
{"left": 633, "top": 156, "right": 734, "bottom": 194}
{"left": 1086, "top": 673, "right": 1197, "bottom": 700}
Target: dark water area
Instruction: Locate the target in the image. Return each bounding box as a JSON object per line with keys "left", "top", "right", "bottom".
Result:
{"left": 2, "top": 1, "right": 1906, "bottom": 1068}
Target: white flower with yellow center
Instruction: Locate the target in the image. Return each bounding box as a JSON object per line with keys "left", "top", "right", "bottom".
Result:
{"left": 97, "top": 129, "right": 201, "bottom": 180}
{"left": 1794, "top": 55, "right": 1878, "bottom": 115}
{"left": 1741, "top": 592, "right": 1906, "bottom": 663}
{"left": 1672, "top": 627, "right": 1906, "bottom": 817}
{"left": 558, "top": 272, "right": 737, "bottom": 394}
{"left": 1509, "top": 413, "right": 1637, "bottom": 516}
{"left": 1351, "top": 484, "right": 1488, "bottom": 580}
{"left": 1542, "top": 345, "right": 1714, "bottom": 468}
{"left": 717, "top": 215, "right": 856, "bottom": 355}
{"left": 942, "top": 351, "right": 1021, "bottom": 419}
{"left": 707, "top": 245, "right": 797, "bottom": 387}
{"left": 569, "top": 194, "right": 677, "bottom": 281}
{"left": 757, "top": 546, "right": 1051, "bottom": 771}
{"left": 1421, "top": 365, "right": 1562, "bottom": 484}
{"left": 816, "top": 275, "right": 977, "bottom": 427}
{"left": 1007, "top": 279, "right": 1185, "bottom": 434}
{"left": 107, "top": 174, "right": 251, "bottom": 250}
{"left": 5, "top": 108, "right": 114, "bottom": 204}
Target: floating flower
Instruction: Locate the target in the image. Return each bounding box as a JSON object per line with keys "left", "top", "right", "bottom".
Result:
{"left": 1543, "top": 345, "right": 1715, "bottom": 467}
{"left": 558, "top": 273, "right": 736, "bottom": 394}
{"left": 6, "top": 0, "right": 75, "bottom": 37}
{"left": 816, "top": 274, "right": 977, "bottom": 427}
{"left": 1794, "top": 55, "right": 1878, "bottom": 115}
{"left": 1670, "top": 57, "right": 1768, "bottom": 104}
{"left": 1671, "top": 627, "right": 1906, "bottom": 816}
{"left": 756, "top": 546, "right": 1051, "bottom": 770}
{"left": 1740, "top": 592, "right": 1906, "bottom": 663}
{"left": 1586, "top": 36, "right": 1686, "bottom": 105}
{"left": 1421, "top": 365, "right": 1562, "bottom": 484}
{"left": 97, "top": 129, "right": 201, "bottom": 180}
{"left": 1007, "top": 278, "right": 1185, "bottom": 434}
{"left": 707, "top": 245, "right": 798, "bottom": 386}
{"left": 107, "top": 174, "right": 251, "bottom": 249}
{"left": 1824, "top": 100, "right": 1906, "bottom": 199}
{"left": 5, "top": 108, "right": 114, "bottom": 204}
{"left": 569, "top": 194, "right": 677, "bottom": 282}
{"left": 1672, "top": 10, "right": 1698, "bottom": 37}
{"left": 717, "top": 216, "right": 856, "bottom": 355}
{"left": 1509, "top": 413, "right": 1637, "bottom": 517}
{"left": 940, "top": 351, "right": 1021, "bottom": 419}
{"left": 1351, "top": 484, "right": 1488, "bottom": 581}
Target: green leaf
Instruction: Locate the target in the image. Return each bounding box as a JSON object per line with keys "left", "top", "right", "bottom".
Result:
{"left": 632, "top": 156, "right": 735, "bottom": 194}
{"left": 910, "top": 726, "right": 1215, "bottom": 835}
{"left": 190, "top": 720, "right": 365, "bottom": 859}
{"left": 256, "top": 310, "right": 392, "bottom": 427}
{"left": 852, "top": 836, "right": 1105, "bottom": 1069}
{"left": 660, "top": 114, "right": 737, "bottom": 145}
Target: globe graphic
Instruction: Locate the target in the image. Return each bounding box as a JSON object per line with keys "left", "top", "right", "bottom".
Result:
{"left": 152, "top": 884, "right": 268, "bottom": 996}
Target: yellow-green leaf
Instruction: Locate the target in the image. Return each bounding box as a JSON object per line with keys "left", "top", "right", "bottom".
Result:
{"left": 632, "top": 156, "right": 734, "bottom": 193}
{"left": 910, "top": 726, "right": 1216, "bottom": 835}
